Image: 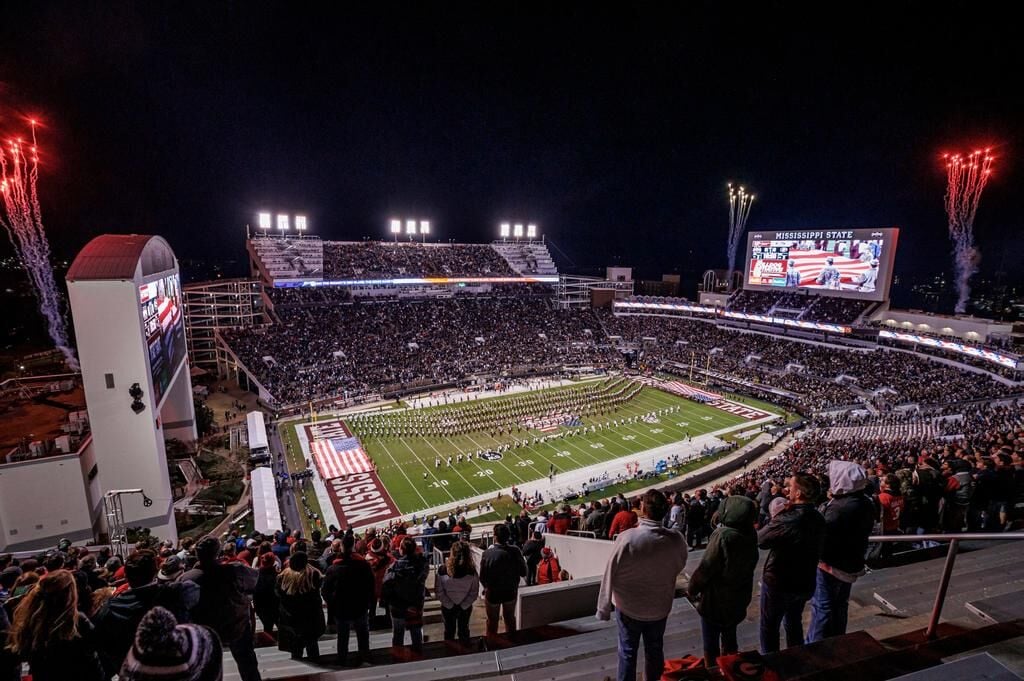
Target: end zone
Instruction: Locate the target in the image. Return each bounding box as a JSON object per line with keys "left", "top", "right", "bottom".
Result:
{"left": 296, "top": 418, "right": 402, "bottom": 529}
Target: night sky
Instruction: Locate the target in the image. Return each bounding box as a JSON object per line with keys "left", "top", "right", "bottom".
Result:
{"left": 1, "top": 2, "right": 1021, "bottom": 282}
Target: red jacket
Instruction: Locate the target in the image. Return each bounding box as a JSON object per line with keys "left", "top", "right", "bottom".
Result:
{"left": 608, "top": 510, "right": 638, "bottom": 538}
{"left": 536, "top": 556, "right": 562, "bottom": 585}
{"left": 548, "top": 512, "right": 573, "bottom": 535}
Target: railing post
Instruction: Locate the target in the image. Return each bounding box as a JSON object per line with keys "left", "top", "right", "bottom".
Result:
{"left": 925, "top": 538, "right": 959, "bottom": 640}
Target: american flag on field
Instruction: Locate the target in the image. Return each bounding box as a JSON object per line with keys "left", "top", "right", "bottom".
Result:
{"left": 787, "top": 249, "right": 872, "bottom": 286}
{"left": 646, "top": 378, "right": 722, "bottom": 402}
{"left": 311, "top": 438, "right": 373, "bottom": 480}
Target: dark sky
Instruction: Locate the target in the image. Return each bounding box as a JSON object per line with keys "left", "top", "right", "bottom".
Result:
{"left": 1, "top": 2, "right": 1020, "bottom": 281}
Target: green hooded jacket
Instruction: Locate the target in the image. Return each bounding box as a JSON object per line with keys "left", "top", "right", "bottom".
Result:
{"left": 687, "top": 495, "right": 759, "bottom": 626}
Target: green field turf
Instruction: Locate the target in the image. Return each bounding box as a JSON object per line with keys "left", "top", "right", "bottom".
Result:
{"left": 346, "top": 384, "right": 774, "bottom": 514}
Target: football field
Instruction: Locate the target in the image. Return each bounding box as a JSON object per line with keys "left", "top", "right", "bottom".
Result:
{"left": 339, "top": 382, "right": 771, "bottom": 515}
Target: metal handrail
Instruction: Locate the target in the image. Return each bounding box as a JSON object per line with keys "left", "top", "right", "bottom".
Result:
{"left": 864, "top": 532, "right": 1024, "bottom": 639}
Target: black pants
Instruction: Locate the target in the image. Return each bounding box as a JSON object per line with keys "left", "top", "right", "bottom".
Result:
{"left": 441, "top": 605, "right": 472, "bottom": 642}
{"left": 290, "top": 639, "right": 320, "bottom": 660}
{"left": 227, "top": 622, "right": 262, "bottom": 681}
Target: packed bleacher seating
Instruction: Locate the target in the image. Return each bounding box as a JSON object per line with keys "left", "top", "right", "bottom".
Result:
{"left": 601, "top": 312, "right": 1017, "bottom": 412}
{"left": 223, "top": 296, "right": 619, "bottom": 404}
{"left": 265, "top": 286, "right": 351, "bottom": 310}
{"left": 726, "top": 289, "right": 777, "bottom": 314}
{"left": 321, "top": 241, "right": 517, "bottom": 279}
{"left": 804, "top": 295, "right": 871, "bottom": 324}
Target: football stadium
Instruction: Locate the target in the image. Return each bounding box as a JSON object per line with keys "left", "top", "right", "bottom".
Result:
{"left": 3, "top": 11, "right": 1024, "bottom": 681}
{"left": 3, "top": 225, "right": 1024, "bottom": 681}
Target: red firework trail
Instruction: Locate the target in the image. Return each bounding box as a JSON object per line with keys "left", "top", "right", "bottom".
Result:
{"left": 0, "top": 120, "right": 78, "bottom": 368}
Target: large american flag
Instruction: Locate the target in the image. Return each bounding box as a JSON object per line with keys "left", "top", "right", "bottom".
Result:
{"left": 311, "top": 438, "right": 373, "bottom": 480}
{"left": 643, "top": 377, "right": 721, "bottom": 402}
{"left": 787, "top": 249, "right": 872, "bottom": 286}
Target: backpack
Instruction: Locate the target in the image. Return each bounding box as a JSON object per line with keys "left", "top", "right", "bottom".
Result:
{"left": 382, "top": 560, "right": 424, "bottom": 608}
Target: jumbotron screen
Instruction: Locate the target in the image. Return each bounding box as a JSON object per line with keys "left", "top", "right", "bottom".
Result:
{"left": 744, "top": 227, "right": 899, "bottom": 301}
{"left": 139, "top": 273, "right": 186, "bottom": 406}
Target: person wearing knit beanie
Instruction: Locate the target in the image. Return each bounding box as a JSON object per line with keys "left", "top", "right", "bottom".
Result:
{"left": 119, "top": 606, "right": 223, "bottom": 681}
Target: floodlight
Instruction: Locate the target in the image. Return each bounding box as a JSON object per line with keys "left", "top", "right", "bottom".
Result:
{"left": 390, "top": 219, "right": 402, "bottom": 234}
{"left": 527, "top": 223, "right": 537, "bottom": 238}
{"left": 420, "top": 220, "right": 430, "bottom": 234}
{"left": 500, "top": 223, "right": 511, "bottom": 238}
{"left": 295, "top": 215, "right": 308, "bottom": 232}
{"left": 258, "top": 212, "right": 271, "bottom": 230}
{"left": 513, "top": 223, "right": 524, "bottom": 238}
{"left": 277, "top": 214, "right": 290, "bottom": 231}
{"left": 406, "top": 219, "right": 417, "bottom": 235}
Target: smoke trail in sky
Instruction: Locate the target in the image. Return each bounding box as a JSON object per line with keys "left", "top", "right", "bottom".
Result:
{"left": 0, "top": 120, "right": 78, "bottom": 369}
{"left": 943, "top": 149, "right": 993, "bottom": 315}
{"left": 726, "top": 182, "right": 754, "bottom": 291}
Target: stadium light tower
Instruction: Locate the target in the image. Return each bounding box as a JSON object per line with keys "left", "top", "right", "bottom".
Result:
{"left": 420, "top": 220, "right": 430, "bottom": 243}
{"left": 500, "top": 223, "right": 511, "bottom": 241}
{"left": 276, "top": 214, "right": 290, "bottom": 234}
{"left": 527, "top": 223, "right": 537, "bottom": 239}
{"left": 295, "top": 215, "right": 308, "bottom": 235}
{"left": 405, "top": 219, "right": 417, "bottom": 240}
{"left": 513, "top": 223, "right": 524, "bottom": 240}
{"left": 257, "top": 212, "right": 271, "bottom": 234}
{"left": 390, "top": 218, "right": 401, "bottom": 242}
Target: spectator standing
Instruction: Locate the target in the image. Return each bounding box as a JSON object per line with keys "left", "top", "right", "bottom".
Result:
{"left": 608, "top": 499, "right": 639, "bottom": 539}
{"left": 686, "top": 495, "right": 706, "bottom": 549}
{"left": 366, "top": 538, "right": 393, "bottom": 628}
{"left": 322, "top": 534, "right": 375, "bottom": 667}
{"left": 597, "top": 490, "right": 687, "bottom": 681}
{"left": 252, "top": 553, "right": 280, "bottom": 635}
{"left": 757, "top": 474, "right": 826, "bottom": 654}
{"left": 434, "top": 540, "right": 479, "bottom": 643}
{"left": 381, "top": 537, "right": 429, "bottom": 654}
{"left": 92, "top": 549, "right": 199, "bottom": 676}
{"left": 536, "top": 547, "right": 562, "bottom": 585}
{"left": 479, "top": 524, "right": 527, "bottom": 636}
{"left": 806, "top": 461, "right": 876, "bottom": 642}
{"left": 586, "top": 502, "right": 608, "bottom": 538}
{"left": 521, "top": 531, "right": 545, "bottom": 587}
{"left": 549, "top": 505, "right": 573, "bottom": 535}
{"left": 275, "top": 552, "right": 325, "bottom": 661}
{"left": 182, "top": 536, "right": 261, "bottom": 681}
{"left": 688, "top": 495, "right": 758, "bottom": 668}
{"left": 5, "top": 569, "right": 106, "bottom": 681}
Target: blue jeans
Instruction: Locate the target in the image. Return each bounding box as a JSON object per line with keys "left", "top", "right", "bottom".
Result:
{"left": 616, "top": 611, "right": 666, "bottom": 681}
{"left": 336, "top": 613, "right": 370, "bottom": 665}
{"left": 759, "top": 582, "right": 809, "bottom": 654}
{"left": 699, "top": 615, "right": 738, "bottom": 667}
{"left": 806, "top": 568, "right": 852, "bottom": 643}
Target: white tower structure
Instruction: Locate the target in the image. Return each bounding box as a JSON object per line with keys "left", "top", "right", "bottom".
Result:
{"left": 66, "top": 234, "right": 195, "bottom": 543}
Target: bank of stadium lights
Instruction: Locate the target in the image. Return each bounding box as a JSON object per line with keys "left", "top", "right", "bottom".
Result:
{"left": 390, "top": 218, "right": 431, "bottom": 242}
{"left": 255, "top": 212, "right": 309, "bottom": 238}
{"left": 500, "top": 222, "right": 538, "bottom": 241}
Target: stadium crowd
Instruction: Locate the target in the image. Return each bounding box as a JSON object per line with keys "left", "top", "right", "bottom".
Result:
{"left": 600, "top": 312, "right": 1017, "bottom": 412}
{"left": 223, "top": 296, "right": 618, "bottom": 404}
{"left": 3, "top": 392, "right": 1020, "bottom": 681}
{"left": 322, "top": 242, "right": 516, "bottom": 279}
